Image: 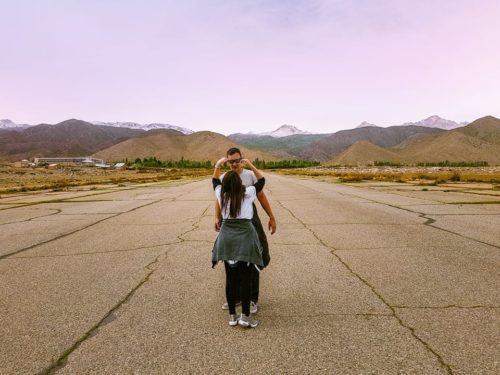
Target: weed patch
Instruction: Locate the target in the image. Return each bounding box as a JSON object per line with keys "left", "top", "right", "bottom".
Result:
{"left": 0, "top": 166, "right": 212, "bottom": 195}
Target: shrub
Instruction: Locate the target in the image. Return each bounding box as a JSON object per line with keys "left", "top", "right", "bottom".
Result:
{"left": 416, "top": 161, "right": 489, "bottom": 167}
{"left": 374, "top": 161, "right": 402, "bottom": 167}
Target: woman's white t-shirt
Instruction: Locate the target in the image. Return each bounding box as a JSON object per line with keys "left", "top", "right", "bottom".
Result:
{"left": 215, "top": 185, "right": 257, "bottom": 219}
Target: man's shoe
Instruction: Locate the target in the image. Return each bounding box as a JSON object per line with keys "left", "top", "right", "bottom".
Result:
{"left": 250, "top": 301, "right": 258, "bottom": 314}
{"left": 228, "top": 314, "right": 239, "bottom": 326}
{"left": 222, "top": 301, "right": 241, "bottom": 310}
{"left": 238, "top": 314, "right": 258, "bottom": 328}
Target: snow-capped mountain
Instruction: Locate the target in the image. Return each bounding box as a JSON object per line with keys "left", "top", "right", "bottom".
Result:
{"left": 0, "top": 119, "right": 31, "bottom": 130}
{"left": 403, "top": 115, "right": 468, "bottom": 130}
{"left": 91, "top": 121, "right": 194, "bottom": 134}
{"left": 356, "top": 121, "right": 378, "bottom": 128}
{"left": 258, "top": 125, "right": 311, "bottom": 137}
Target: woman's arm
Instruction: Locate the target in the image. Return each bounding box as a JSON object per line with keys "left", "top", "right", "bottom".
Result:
{"left": 212, "top": 157, "right": 227, "bottom": 190}
{"left": 240, "top": 159, "right": 263, "bottom": 180}
{"left": 213, "top": 157, "right": 227, "bottom": 179}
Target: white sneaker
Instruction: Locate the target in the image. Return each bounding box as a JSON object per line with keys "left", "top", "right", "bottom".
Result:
{"left": 239, "top": 314, "right": 258, "bottom": 328}
{"left": 228, "top": 314, "right": 239, "bottom": 326}
{"left": 250, "top": 301, "right": 258, "bottom": 314}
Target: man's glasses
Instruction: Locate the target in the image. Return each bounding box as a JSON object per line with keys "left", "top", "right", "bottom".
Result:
{"left": 227, "top": 158, "right": 242, "bottom": 164}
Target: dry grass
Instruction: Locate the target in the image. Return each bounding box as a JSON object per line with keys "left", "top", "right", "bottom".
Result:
{"left": 0, "top": 165, "right": 211, "bottom": 194}
{"left": 274, "top": 166, "right": 500, "bottom": 185}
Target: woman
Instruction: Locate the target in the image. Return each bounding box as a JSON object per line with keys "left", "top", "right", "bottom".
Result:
{"left": 212, "top": 157, "right": 265, "bottom": 328}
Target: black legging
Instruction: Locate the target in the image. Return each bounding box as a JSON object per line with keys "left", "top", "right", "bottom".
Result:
{"left": 224, "top": 261, "right": 252, "bottom": 316}
{"left": 218, "top": 204, "right": 268, "bottom": 305}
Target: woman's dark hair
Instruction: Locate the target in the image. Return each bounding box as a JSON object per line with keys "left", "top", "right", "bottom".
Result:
{"left": 221, "top": 170, "right": 245, "bottom": 218}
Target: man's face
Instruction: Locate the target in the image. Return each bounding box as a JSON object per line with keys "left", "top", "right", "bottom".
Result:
{"left": 227, "top": 153, "right": 242, "bottom": 171}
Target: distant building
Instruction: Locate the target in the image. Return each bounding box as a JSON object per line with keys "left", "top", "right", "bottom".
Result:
{"left": 34, "top": 157, "right": 104, "bottom": 165}
{"left": 95, "top": 163, "right": 112, "bottom": 168}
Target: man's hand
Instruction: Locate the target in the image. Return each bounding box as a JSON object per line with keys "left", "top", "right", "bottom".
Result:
{"left": 214, "top": 218, "right": 221, "bottom": 232}
{"left": 268, "top": 217, "right": 277, "bottom": 234}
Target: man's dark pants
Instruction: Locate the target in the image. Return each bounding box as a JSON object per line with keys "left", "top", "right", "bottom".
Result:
{"left": 250, "top": 203, "right": 270, "bottom": 303}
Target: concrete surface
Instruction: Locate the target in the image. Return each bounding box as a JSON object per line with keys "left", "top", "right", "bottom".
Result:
{"left": 0, "top": 174, "right": 498, "bottom": 374}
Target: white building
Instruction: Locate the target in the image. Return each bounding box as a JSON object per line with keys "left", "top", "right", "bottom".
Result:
{"left": 34, "top": 157, "right": 104, "bottom": 165}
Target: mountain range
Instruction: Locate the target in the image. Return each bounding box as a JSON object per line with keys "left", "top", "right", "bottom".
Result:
{"left": 1, "top": 115, "right": 499, "bottom": 165}
{"left": 0, "top": 119, "right": 193, "bottom": 134}
{"left": 2, "top": 115, "right": 467, "bottom": 134}
{"left": 0, "top": 119, "right": 32, "bottom": 130}
{"left": 0, "top": 119, "right": 276, "bottom": 162}
{"left": 257, "top": 125, "right": 311, "bottom": 137}
{"left": 0, "top": 119, "right": 143, "bottom": 161}
{"left": 91, "top": 121, "right": 194, "bottom": 134}
{"left": 332, "top": 116, "right": 500, "bottom": 165}
{"left": 402, "top": 115, "right": 468, "bottom": 130}
{"left": 228, "top": 116, "right": 469, "bottom": 160}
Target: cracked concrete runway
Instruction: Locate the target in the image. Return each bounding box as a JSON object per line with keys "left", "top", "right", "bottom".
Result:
{"left": 1, "top": 175, "right": 499, "bottom": 374}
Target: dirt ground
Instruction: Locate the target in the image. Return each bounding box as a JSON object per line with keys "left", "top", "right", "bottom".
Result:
{"left": 275, "top": 166, "right": 500, "bottom": 196}
{"left": 0, "top": 164, "right": 212, "bottom": 194}
{"left": 2, "top": 164, "right": 500, "bottom": 197}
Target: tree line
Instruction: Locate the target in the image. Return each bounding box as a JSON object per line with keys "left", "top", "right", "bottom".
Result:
{"left": 416, "top": 161, "right": 489, "bottom": 167}
{"left": 374, "top": 160, "right": 489, "bottom": 167}
{"left": 124, "top": 157, "right": 320, "bottom": 169}
{"left": 251, "top": 159, "right": 321, "bottom": 169}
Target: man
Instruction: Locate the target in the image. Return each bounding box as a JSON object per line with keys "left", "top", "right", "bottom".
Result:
{"left": 215, "top": 147, "right": 277, "bottom": 313}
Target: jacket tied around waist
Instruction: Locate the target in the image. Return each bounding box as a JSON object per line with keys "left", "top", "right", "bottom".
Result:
{"left": 212, "top": 219, "right": 264, "bottom": 268}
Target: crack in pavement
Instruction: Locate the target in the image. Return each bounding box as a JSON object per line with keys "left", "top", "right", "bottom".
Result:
{"left": 260, "top": 313, "right": 394, "bottom": 317}
{"left": 421, "top": 214, "right": 436, "bottom": 225}
{"left": 0, "top": 208, "right": 63, "bottom": 225}
{"left": 38, "top": 200, "right": 211, "bottom": 374}
{"left": 324, "top": 186, "right": 500, "bottom": 250}
{"left": 276, "top": 198, "right": 454, "bottom": 374}
{"left": 176, "top": 204, "right": 211, "bottom": 242}
{"left": 416, "top": 213, "right": 500, "bottom": 216}
{"left": 393, "top": 305, "right": 500, "bottom": 309}
{"left": 179, "top": 239, "right": 213, "bottom": 244}
{"left": 10, "top": 241, "right": 183, "bottom": 259}
{"left": 0, "top": 189, "right": 133, "bottom": 209}
{"left": 1, "top": 180, "right": 207, "bottom": 261}
{"left": 38, "top": 253, "right": 164, "bottom": 375}
{"left": 306, "top": 222, "right": 424, "bottom": 226}
{"left": 0, "top": 176, "right": 205, "bottom": 211}
{"left": 0, "top": 199, "right": 167, "bottom": 261}
{"left": 418, "top": 213, "right": 500, "bottom": 250}
{"left": 338, "top": 181, "right": 500, "bottom": 200}
{"left": 334, "top": 246, "right": 421, "bottom": 251}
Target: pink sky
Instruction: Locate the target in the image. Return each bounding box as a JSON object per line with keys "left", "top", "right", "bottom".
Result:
{"left": 1, "top": 0, "right": 499, "bottom": 134}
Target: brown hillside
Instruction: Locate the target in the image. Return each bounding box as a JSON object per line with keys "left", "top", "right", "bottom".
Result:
{"left": 331, "top": 141, "right": 401, "bottom": 165}
{"left": 93, "top": 131, "right": 277, "bottom": 162}
{"left": 326, "top": 116, "right": 500, "bottom": 165}
{"left": 456, "top": 115, "right": 500, "bottom": 144}
{"left": 300, "top": 125, "right": 442, "bottom": 161}
{"left": 0, "top": 119, "right": 143, "bottom": 161}
{"left": 398, "top": 130, "right": 500, "bottom": 164}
